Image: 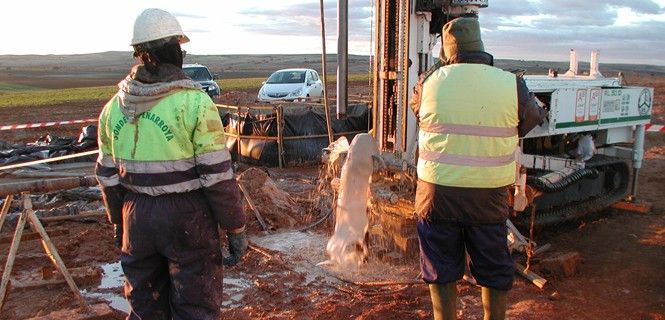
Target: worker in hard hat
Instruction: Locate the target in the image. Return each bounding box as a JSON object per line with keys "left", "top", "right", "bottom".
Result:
{"left": 410, "top": 17, "right": 546, "bottom": 320}
{"left": 95, "top": 8, "right": 247, "bottom": 319}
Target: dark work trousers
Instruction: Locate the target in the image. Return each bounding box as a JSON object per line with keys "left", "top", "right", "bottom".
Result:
{"left": 121, "top": 191, "right": 223, "bottom": 320}
{"left": 417, "top": 219, "right": 515, "bottom": 291}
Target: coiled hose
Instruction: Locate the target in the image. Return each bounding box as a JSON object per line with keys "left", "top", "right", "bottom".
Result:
{"left": 527, "top": 167, "right": 599, "bottom": 193}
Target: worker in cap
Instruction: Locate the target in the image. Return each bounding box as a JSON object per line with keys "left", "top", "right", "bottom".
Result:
{"left": 410, "top": 17, "right": 546, "bottom": 320}
{"left": 95, "top": 8, "right": 247, "bottom": 319}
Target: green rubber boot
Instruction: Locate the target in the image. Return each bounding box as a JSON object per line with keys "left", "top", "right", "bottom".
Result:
{"left": 428, "top": 283, "right": 457, "bottom": 320}
{"left": 481, "top": 287, "right": 508, "bottom": 320}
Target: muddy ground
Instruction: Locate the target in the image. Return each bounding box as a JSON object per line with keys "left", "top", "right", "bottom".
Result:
{"left": 0, "top": 74, "right": 663, "bottom": 319}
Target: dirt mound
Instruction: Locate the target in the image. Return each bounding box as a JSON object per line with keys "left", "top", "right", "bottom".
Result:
{"left": 238, "top": 167, "right": 300, "bottom": 230}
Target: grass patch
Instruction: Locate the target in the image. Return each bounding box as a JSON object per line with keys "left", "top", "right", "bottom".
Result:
{"left": 0, "top": 86, "right": 117, "bottom": 108}
{"left": 0, "top": 83, "right": 43, "bottom": 92}
{"left": 0, "top": 73, "right": 371, "bottom": 108}
{"left": 218, "top": 77, "right": 266, "bottom": 91}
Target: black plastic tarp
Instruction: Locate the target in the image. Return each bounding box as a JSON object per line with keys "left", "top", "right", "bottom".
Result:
{"left": 0, "top": 126, "right": 98, "bottom": 167}
{"left": 220, "top": 104, "right": 370, "bottom": 166}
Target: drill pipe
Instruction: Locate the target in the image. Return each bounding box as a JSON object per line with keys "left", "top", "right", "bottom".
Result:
{"left": 0, "top": 176, "right": 98, "bottom": 197}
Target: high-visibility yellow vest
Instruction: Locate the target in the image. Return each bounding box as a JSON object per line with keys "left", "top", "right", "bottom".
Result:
{"left": 417, "top": 63, "right": 518, "bottom": 188}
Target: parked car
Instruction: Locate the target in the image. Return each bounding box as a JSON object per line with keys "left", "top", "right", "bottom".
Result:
{"left": 258, "top": 68, "right": 324, "bottom": 102}
{"left": 183, "top": 63, "right": 220, "bottom": 98}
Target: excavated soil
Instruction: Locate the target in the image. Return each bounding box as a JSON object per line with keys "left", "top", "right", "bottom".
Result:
{"left": 0, "top": 75, "right": 663, "bottom": 319}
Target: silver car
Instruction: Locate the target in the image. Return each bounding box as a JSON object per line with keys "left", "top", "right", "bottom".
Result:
{"left": 258, "top": 68, "right": 324, "bottom": 102}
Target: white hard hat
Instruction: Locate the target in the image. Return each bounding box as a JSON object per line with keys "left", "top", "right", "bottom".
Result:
{"left": 131, "top": 8, "right": 190, "bottom": 46}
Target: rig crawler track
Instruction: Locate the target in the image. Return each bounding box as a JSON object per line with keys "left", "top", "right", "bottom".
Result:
{"left": 518, "top": 155, "right": 630, "bottom": 227}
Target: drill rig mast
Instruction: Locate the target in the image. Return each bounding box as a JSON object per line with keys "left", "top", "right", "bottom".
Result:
{"left": 372, "top": 0, "right": 487, "bottom": 169}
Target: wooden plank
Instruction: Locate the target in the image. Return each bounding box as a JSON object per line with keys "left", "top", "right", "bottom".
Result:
{"left": 611, "top": 200, "right": 652, "bottom": 214}
{"left": 39, "top": 211, "right": 105, "bottom": 223}
{"left": 23, "top": 193, "right": 88, "bottom": 309}
{"left": 515, "top": 262, "right": 547, "bottom": 289}
{"left": 0, "top": 228, "right": 69, "bottom": 244}
{"left": 539, "top": 251, "right": 582, "bottom": 278}
{"left": 12, "top": 266, "right": 102, "bottom": 290}
{"left": 11, "top": 171, "right": 90, "bottom": 179}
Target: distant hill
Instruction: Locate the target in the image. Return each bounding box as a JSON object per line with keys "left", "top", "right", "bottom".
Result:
{"left": 1, "top": 51, "right": 664, "bottom": 89}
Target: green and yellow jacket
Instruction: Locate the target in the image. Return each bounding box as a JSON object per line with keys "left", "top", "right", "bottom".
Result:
{"left": 95, "top": 64, "right": 245, "bottom": 230}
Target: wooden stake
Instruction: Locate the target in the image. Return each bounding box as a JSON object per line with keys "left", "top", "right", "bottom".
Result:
{"left": 0, "top": 197, "right": 29, "bottom": 311}
{"left": 238, "top": 183, "right": 270, "bottom": 233}
{"left": 276, "top": 106, "right": 285, "bottom": 168}
{"left": 0, "top": 194, "right": 13, "bottom": 233}
{"left": 515, "top": 262, "right": 547, "bottom": 289}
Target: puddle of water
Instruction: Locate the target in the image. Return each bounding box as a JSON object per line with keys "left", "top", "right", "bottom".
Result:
{"left": 99, "top": 261, "right": 124, "bottom": 289}
{"left": 251, "top": 231, "right": 325, "bottom": 253}
{"left": 80, "top": 261, "right": 128, "bottom": 313}
{"left": 81, "top": 290, "right": 130, "bottom": 314}
{"left": 224, "top": 277, "right": 252, "bottom": 288}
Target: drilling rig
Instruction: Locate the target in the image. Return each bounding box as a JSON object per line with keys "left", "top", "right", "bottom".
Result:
{"left": 363, "top": 0, "right": 654, "bottom": 226}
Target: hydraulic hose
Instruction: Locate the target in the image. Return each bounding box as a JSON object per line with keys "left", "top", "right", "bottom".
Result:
{"left": 527, "top": 168, "right": 599, "bottom": 193}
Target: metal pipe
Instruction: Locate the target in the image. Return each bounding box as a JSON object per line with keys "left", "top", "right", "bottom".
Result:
{"left": 0, "top": 176, "right": 98, "bottom": 197}
{"left": 319, "top": 0, "right": 334, "bottom": 144}
{"left": 399, "top": 0, "right": 410, "bottom": 153}
{"left": 236, "top": 112, "right": 243, "bottom": 161}
{"left": 0, "top": 150, "right": 99, "bottom": 171}
{"left": 282, "top": 130, "right": 367, "bottom": 140}
{"left": 631, "top": 124, "right": 646, "bottom": 198}
{"left": 567, "top": 49, "right": 578, "bottom": 76}
{"left": 371, "top": 0, "right": 381, "bottom": 140}
{"left": 590, "top": 49, "right": 602, "bottom": 78}
{"left": 337, "top": 0, "right": 348, "bottom": 119}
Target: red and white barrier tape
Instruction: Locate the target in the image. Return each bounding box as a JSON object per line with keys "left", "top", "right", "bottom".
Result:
{"left": 0, "top": 118, "right": 97, "bottom": 131}
{"left": 646, "top": 124, "right": 665, "bottom": 133}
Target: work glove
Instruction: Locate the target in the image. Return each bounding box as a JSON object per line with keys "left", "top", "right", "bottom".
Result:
{"left": 223, "top": 228, "right": 248, "bottom": 266}
{"left": 113, "top": 224, "right": 123, "bottom": 249}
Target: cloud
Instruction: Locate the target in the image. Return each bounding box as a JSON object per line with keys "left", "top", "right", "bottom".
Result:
{"left": 173, "top": 12, "right": 208, "bottom": 19}
{"left": 185, "top": 29, "right": 210, "bottom": 33}
{"left": 233, "top": 0, "right": 665, "bottom": 64}
{"left": 480, "top": 0, "right": 665, "bottom": 64}
{"left": 237, "top": 0, "right": 372, "bottom": 41}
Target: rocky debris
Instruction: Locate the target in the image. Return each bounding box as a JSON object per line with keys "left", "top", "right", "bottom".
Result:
{"left": 238, "top": 167, "right": 299, "bottom": 230}
{"left": 538, "top": 251, "right": 582, "bottom": 278}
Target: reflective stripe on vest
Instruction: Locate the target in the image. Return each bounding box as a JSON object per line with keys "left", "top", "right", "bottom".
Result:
{"left": 417, "top": 63, "right": 518, "bottom": 188}
{"left": 419, "top": 149, "right": 516, "bottom": 167}
{"left": 419, "top": 122, "right": 518, "bottom": 137}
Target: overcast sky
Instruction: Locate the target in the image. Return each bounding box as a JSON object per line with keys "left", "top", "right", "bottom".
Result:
{"left": 1, "top": 0, "right": 664, "bottom": 65}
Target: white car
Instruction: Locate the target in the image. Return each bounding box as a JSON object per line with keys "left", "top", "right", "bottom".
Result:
{"left": 258, "top": 68, "right": 324, "bottom": 101}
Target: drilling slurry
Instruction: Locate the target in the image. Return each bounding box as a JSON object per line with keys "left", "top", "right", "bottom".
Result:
{"left": 326, "top": 134, "right": 378, "bottom": 268}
